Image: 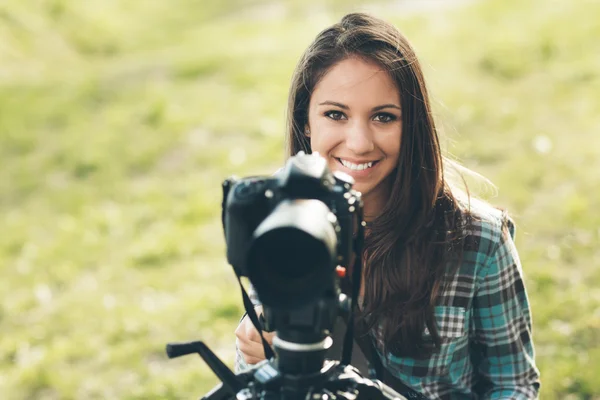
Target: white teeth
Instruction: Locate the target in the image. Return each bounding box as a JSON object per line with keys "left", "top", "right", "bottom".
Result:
{"left": 340, "top": 159, "right": 374, "bottom": 171}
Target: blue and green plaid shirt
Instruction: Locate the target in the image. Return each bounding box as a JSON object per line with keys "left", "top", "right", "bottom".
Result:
{"left": 235, "top": 202, "right": 541, "bottom": 399}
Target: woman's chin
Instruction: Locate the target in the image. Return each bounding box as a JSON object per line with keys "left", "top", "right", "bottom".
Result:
{"left": 352, "top": 184, "right": 371, "bottom": 197}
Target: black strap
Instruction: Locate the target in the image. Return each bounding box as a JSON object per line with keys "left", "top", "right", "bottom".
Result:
{"left": 342, "top": 216, "right": 366, "bottom": 365}
{"left": 341, "top": 251, "right": 362, "bottom": 365}
{"left": 236, "top": 275, "right": 275, "bottom": 360}
{"left": 352, "top": 319, "right": 428, "bottom": 399}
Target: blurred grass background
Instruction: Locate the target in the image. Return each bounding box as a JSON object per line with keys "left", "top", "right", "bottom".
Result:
{"left": 1, "top": 0, "right": 599, "bottom": 398}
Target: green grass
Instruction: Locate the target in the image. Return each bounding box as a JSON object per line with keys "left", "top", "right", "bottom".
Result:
{"left": 1, "top": 0, "right": 599, "bottom": 398}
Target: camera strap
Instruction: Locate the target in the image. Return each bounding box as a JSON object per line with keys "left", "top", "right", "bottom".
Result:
{"left": 341, "top": 217, "right": 366, "bottom": 366}
{"left": 236, "top": 275, "right": 275, "bottom": 360}
{"left": 351, "top": 318, "right": 427, "bottom": 399}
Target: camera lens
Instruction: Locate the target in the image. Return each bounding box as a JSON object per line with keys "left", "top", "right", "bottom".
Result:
{"left": 247, "top": 199, "right": 338, "bottom": 310}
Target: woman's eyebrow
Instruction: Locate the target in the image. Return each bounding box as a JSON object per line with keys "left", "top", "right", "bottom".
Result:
{"left": 372, "top": 104, "right": 401, "bottom": 112}
{"left": 318, "top": 101, "right": 349, "bottom": 110}
{"left": 318, "top": 101, "right": 401, "bottom": 112}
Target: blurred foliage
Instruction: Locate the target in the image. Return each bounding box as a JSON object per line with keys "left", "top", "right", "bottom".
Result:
{"left": 0, "top": 0, "right": 599, "bottom": 399}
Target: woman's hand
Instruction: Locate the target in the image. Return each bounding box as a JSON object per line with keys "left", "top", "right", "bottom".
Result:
{"left": 235, "top": 306, "right": 276, "bottom": 365}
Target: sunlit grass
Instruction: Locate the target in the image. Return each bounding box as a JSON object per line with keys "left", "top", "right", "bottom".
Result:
{"left": 0, "top": 0, "right": 599, "bottom": 398}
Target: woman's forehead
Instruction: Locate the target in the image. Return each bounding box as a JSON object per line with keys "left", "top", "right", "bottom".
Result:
{"left": 310, "top": 57, "right": 400, "bottom": 107}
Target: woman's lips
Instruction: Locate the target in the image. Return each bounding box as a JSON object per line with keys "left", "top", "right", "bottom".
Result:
{"left": 335, "top": 157, "right": 380, "bottom": 177}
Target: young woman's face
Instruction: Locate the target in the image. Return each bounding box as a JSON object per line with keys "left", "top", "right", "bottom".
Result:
{"left": 307, "top": 56, "right": 402, "bottom": 205}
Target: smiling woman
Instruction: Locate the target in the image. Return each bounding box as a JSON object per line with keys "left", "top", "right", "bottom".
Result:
{"left": 235, "top": 12, "right": 541, "bottom": 399}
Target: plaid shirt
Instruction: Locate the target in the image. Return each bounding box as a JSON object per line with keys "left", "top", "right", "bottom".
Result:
{"left": 235, "top": 202, "right": 541, "bottom": 399}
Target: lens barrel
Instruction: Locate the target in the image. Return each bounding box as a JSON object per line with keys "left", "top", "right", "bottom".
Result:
{"left": 247, "top": 199, "right": 338, "bottom": 310}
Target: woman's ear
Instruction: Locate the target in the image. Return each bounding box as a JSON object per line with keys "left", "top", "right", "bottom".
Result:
{"left": 304, "top": 125, "right": 311, "bottom": 137}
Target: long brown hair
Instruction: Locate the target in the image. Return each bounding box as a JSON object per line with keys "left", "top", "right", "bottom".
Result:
{"left": 285, "top": 13, "right": 469, "bottom": 357}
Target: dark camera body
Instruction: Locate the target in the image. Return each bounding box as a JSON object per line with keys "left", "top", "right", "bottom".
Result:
{"left": 221, "top": 152, "right": 362, "bottom": 311}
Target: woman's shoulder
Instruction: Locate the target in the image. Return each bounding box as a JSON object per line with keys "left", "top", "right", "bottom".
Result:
{"left": 453, "top": 195, "right": 518, "bottom": 274}
{"left": 463, "top": 196, "right": 515, "bottom": 239}
{"left": 438, "top": 195, "right": 521, "bottom": 304}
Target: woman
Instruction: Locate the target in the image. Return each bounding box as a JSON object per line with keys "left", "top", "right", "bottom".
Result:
{"left": 235, "top": 13, "right": 540, "bottom": 399}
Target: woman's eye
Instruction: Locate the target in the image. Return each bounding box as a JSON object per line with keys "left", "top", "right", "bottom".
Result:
{"left": 373, "top": 113, "right": 397, "bottom": 123}
{"left": 324, "top": 110, "right": 346, "bottom": 121}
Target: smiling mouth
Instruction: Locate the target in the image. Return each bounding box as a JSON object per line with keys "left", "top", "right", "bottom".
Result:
{"left": 336, "top": 158, "right": 380, "bottom": 171}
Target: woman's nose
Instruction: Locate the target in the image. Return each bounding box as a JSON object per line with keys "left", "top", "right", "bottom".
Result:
{"left": 345, "top": 121, "right": 375, "bottom": 154}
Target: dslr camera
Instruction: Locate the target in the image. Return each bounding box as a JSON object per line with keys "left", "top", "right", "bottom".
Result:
{"left": 165, "top": 152, "right": 426, "bottom": 399}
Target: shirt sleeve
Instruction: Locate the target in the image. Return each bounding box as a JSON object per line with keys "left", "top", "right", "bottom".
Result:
{"left": 234, "top": 347, "right": 252, "bottom": 373}
{"left": 234, "top": 283, "right": 262, "bottom": 373}
{"left": 471, "top": 218, "right": 541, "bottom": 399}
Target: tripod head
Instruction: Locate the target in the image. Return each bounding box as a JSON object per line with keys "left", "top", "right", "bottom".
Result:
{"left": 166, "top": 339, "right": 413, "bottom": 400}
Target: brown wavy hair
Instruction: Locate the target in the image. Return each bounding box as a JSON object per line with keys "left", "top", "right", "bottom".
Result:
{"left": 285, "top": 13, "right": 470, "bottom": 357}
